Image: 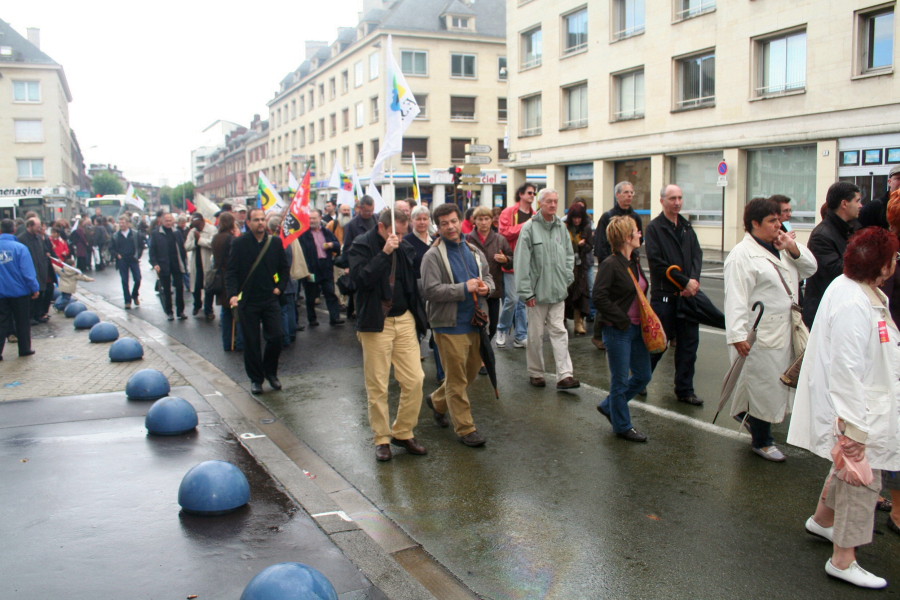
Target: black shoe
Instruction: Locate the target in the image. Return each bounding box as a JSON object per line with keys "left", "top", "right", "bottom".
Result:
{"left": 309, "top": 321, "right": 320, "bottom": 327}
{"left": 266, "top": 375, "right": 282, "bottom": 391}
{"left": 192, "top": 307, "right": 201, "bottom": 316}
{"left": 426, "top": 395, "right": 450, "bottom": 428}
{"left": 596, "top": 404, "right": 612, "bottom": 425}
{"left": 19, "top": 349, "right": 36, "bottom": 357}
{"left": 677, "top": 394, "right": 704, "bottom": 406}
{"left": 177, "top": 313, "right": 188, "bottom": 320}
{"left": 479, "top": 365, "right": 487, "bottom": 375}
{"left": 329, "top": 319, "right": 345, "bottom": 326}
{"left": 459, "top": 430, "right": 487, "bottom": 447}
{"left": 250, "top": 381, "right": 264, "bottom": 395}
{"left": 616, "top": 428, "right": 648, "bottom": 443}
{"left": 375, "top": 444, "right": 392, "bottom": 462}
{"left": 637, "top": 388, "right": 648, "bottom": 397}
{"left": 166, "top": 314, "right": 175, "bottom": 321}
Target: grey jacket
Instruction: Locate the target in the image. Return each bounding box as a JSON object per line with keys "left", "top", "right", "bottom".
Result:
{"left": 514, "top": 213, "right": 574, "bottom": 304}
{"left": 421, "top": 237, "right": 494, "bottom": 329}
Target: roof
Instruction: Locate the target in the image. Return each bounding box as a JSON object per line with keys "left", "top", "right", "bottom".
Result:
{"left": 441, "top": 0, "right": 477, "bottom": 17}
{"left": 0, "top": 19, "right": 72, "bottom": 101}
{"left": 381, "top": 0, "right": 505, "bottom": 37}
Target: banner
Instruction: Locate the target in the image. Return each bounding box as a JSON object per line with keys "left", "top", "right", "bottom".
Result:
{"left": 280, "top": 169, "right": 311, "bottom": 248}
{"left": 372, "top": 34, "right": 420, "bottom": 167}
{"left": 328, "top": 159, "right": 355, "bottom": 207}
{"left": 124, "top": 184, "right": 145, "bottom": 211}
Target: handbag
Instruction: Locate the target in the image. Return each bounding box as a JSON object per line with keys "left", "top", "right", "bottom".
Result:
{"left": 771, "top": 263, "right": 809, "bottom": 388}
{"left": 627, "top": 266, "right": 667, "bottom": 354}
{"left": 204, "top": 266, "right": 224, "bottom": 294}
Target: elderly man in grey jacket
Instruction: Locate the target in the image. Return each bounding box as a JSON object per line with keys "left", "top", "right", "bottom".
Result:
{"left": 515, "top": 188, "right": 580, "bottom": 390}
{"left": 421, "top": 203, "right": 494, "bottom": 448}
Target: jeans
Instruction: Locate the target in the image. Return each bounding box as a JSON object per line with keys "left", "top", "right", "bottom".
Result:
{"left": 497, "top": 272, "right": 527, "bottom": 341}
{"left": 736, "top": 412, "right": 774, "bottom": 449}
{"left": 281, "top": 294, "right": 297, "bottom": 346}
{"left": 118, "top": 258, "right": 141, "bottom": 304}
{"left": 220, "top": 305, "right": 244, "bottom": 351}
{"left": 599, "top": 324, "right": 652, "bottom": 434}
{"left": 54, "top": 292, "right": 72, "bottom": 311}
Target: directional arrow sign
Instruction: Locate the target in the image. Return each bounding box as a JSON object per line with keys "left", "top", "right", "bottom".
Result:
{"left": 465, "top": 155, "right": 492, "bottom": 165}
{"left": 461, "top": 176, "right": 482, "bottom": 184}
{"left": 459, "top": 184, "right": 482, "bottom": 191}
{"left": 465, "top": 144, "right": 492, "bottom": 154}
{"left": 461, "top": 165, "right": 482, "bottom": 175}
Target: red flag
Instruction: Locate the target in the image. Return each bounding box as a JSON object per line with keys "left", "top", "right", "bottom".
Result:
{"left": 186, "top": 198, "right": 197, "bottom": 213}
{"left": 280, "top": 169, "right": 311, "bottom": 248}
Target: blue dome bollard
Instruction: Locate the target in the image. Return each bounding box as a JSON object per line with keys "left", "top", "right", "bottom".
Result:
{"left": 89, "top": 321, "right": 119, "bottom": 343}
{"left": 64, "top": 301, "right": 87, "bottom": 318}
{"left": 145, "top": 396, "right": 198, "bottom": 435}
{"left": 109, "top": 338, "right": 144, "bottom": 362}
{"left": 125, "top": 368, "right": 170, "bottom": 401}
{"left": 241, "top": 563, "right": 338, "bottom": 600}
{"left": 73, "top": 310, "right": 100, "bottom": 330}
{"left": 178, "top": 460, "right": 250, "bottom": 515}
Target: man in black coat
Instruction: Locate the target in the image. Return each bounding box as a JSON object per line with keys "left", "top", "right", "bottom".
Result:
{"left": 226, "top": 208, "right": 290, "bottom": 395}
{"left": 802, "top": 181, "right": 862, "bottom": 329}
{"left": 18, "top": 216, "right": 55, "bottom": 323}
{"left": 148, "top": 212, "right": 187, "bottom": 320}
{"left": 593, "top": 181, "right": 643, "bottom": 262}
{"left": 340, "top": 195, "right": 377, "bottom": 319}
{"left": 299, "top": 209, "right": 344, "bottom": 326}
{"left": 643, "top": 184, "right": 705, "bottom": 407}
{"left": 112, "top": 214, "right": 144, "bottom": 308}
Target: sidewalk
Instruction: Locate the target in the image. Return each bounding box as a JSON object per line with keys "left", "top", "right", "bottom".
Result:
{"left": 0, "top": 292, "right": 451, "bottom": 599}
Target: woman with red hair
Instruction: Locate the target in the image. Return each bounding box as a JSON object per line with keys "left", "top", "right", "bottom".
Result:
{"left": 788, "top": 226, "right": 900, "bottom": 589}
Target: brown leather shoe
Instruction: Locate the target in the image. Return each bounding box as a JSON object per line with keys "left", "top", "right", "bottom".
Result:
{"left": 391, "top": 437, "right": 427, "bottom": 455}
{"left": 459, "top": 430, "right": 487, "bottom": 447}
{"left": 529, "top": 376, "right": 546, "bottom": 387}
{"left": 426, "top": 395, "right": 450, "bottom": 428}
{"left": 556, "top": 376, "right": 580, "bottom": 389}
{"left": 591, "top": 337, "right": 606, "bottom": 351}
{"left": 375, "top": 444, "right": 392, "bottom": 462}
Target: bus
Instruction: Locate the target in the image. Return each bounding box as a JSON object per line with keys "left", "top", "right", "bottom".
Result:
{"left": 85, "top": 195, "right": 129, "bottom": 219}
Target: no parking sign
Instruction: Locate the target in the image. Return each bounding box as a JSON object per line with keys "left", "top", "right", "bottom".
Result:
{"left": 717, "top": 160, "right": 728, "bottom": 186}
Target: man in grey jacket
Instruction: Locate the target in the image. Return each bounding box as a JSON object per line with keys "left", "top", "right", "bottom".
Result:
{"left": 515, "top": 189, "right": 580, "bottom": 390}
{"left": 421, "top": 203, "right": 494, "bottom": 447}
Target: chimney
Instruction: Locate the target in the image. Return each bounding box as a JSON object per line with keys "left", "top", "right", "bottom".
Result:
{"left": 26, "top": 27, "right": 40, "bottom": 50}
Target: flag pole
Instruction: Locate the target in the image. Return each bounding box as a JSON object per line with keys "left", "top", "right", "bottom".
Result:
{"left": 389, "top": 159, "right": 395, "bottom": 235}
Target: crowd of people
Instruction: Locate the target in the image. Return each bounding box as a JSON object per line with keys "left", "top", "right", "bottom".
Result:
{"left": 2, "top": 171, "right": 899, "bottom": 589}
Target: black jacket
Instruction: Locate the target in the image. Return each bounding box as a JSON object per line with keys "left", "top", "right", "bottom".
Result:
{"left": 593, "top": 203, "right": 643, "bottom": 262}
{"left": 17, "top": 230, "right": 52, "bottom": 285}
{"left": 299, "top": 225, "right": 341, "bottom": 279}
{"left": 348, "top": 227, "right": 426, "bottom": 334}
{"left": 148, "top": 226, "right": 186, "bottom": 274}
{"left": 225, "top": 232, "right": 289, "bottom": 304}
{"left": 592, "top": 253, "right": 646, "bottom": 330}
{"left": 112, "top": 229, "right": 144, "bottom": 263}
{"left": 802, "top": 211, "right": 861, "bottom": 328}
{"left": 858, "top": 194, "right": 889, "bottom": 230}
{"left": 643, "top": 213, "right": 702, "bottom": 302}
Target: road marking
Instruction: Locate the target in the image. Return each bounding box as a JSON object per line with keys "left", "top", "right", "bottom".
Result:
{"left": 312, "top": 510, "right": 353, "bottom": 522}
{"left": 239, "top": 432, "right": 267, "bottom": 440}
{"left": 699, "top": 326, "right": 726, "bottom": 336}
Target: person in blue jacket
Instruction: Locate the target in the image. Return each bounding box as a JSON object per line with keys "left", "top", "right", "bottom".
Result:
{"left": 0, "top": 218, "right": 40, "bottom": 359}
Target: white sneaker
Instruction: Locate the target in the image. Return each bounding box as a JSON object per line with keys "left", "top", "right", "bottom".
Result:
{"left": 825, "top": 560, "right": 887, "bottom": 589}
{"left": 805, "top": 516, "right": 833, "bottom": 542}
{"left": 513, "top": 337, "right": 527, "bottom": 348}
{"left": 752, "top": 445, "right": 786, "bottom": 462}
{"left": 495, "top": 331, "right": 508, "bottom": 348}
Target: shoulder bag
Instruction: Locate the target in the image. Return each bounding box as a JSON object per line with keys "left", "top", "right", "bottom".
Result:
{"left": 627, "top": 266, "right": 668, "bottom": 354}
{"left": 771, "top": 262, "right": 809, "bottom": 388}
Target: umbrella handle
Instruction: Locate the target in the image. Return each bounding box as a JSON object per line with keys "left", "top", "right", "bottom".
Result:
{"left": 665, "top": 265, "right": 684, "bottom": 291}
{"left": 752, "top": 301, "right": 764, "bottom": 330}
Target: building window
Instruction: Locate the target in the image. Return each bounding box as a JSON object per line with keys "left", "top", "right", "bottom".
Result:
{"left": 300, "top": 96, "right": 306, "bottom": 114}
{"left": 401, "top": 50, "right": 428, "bottom": 76}
{"left": 330, "top": 150, "right": 337, "bottom": 171}
{"left": 498, "top": 56, "right": 508, "bottom": 80}
{"left": 450, "top": 96, "right": 476, "bottom": 121}
{"left": 451, "top": 53, "right": 476, "bottom": 78}
{"left": 309, "top": 90, "right": 315, "bottom": 109}
{"left": 451, "top": 138, "right": 468, "bottom": 163}
{"left": 614, "top": 69, "right": 645, "bottom": 120}
{"left": 415, "top": 94, "right": 428, "bottom": 119}
{"left": 369, "top": 51, "right": 380, "bottom": 79}
{"left": 756, "top": 29, "right": 807, "bottom": 97}
{"left": 319, "top": 84, "right": 325, "bottom": 104}
{"left": 291, "top": 100, "right": 296, "bottom": 119}
{"left": 354, "top": 61, "right": 364, "bottom": 87}
{"left": 521, "top": 27, "right": 542, "bottom": 69}
{"left": 564, "top": 8, "right": 588, "bottom": 55}
{"left": 341, "top": 70, "right": 349, "bottom": 93}
{"left": 14, "top": 120, "right": 43, "bottom": 142}
{"left": 308, "top": 122, "right": 315, "bottom": 144}
{"left": 676, "top": 52, "right": 715, "bottom": 109}
{"left": 370, "top": 96, "right": 379, "bottom": 122}
{"left": 675, "top": 0, "right": 715, "bottom": 21}
{"left": 372, "top": 138, "right": 380, "bottom": 160}
{"left": 342, "top": 108, "right": 350, "bottom": 131}
{"left": 12, "top": 80, "right": 40, "bottom": 102}
{"left": 613, "top": 0, "right": 645, "bottom": 40}
{"left": 329, "top": 78, "right": 336, "bottom": 99}
{"left": 17, "top": 158, "right": 44, "bottom": 179}
{"left": 402, "top": 137, "right": 428, "bottom": 161}
{"left": 520, "top": 94, "right": 542, "bottom": 136}
{"left": 747, "top": 145, "right": 817, "bottom": 224}
{"left": 858, "top": 7, "right": 894, "bottom": 74}
{"left": 671, "top": 151, "right": 723, "bottom": 223}
{"left": 330, "top": 113, "right": 337, "bottom": 137}
{"left": 342, "top": 146, "right": 350, "bottom": 169}
{"left": 355, "top": 102, "right": 364, "bottom": 128}
{"left": 563, "top": 83, "right": 588, "bottom": 129}
{"left": 356, "top": 143, "right": 365, "bottom": 168}
{"left": 299, "top": 126, "right": 306, "bottom": 147}
{"left": 319, "top": 153, "right": 326, "bottom": 174}
{"left": 451, "top": 16, "right": 469, "bottom": 29}
{"left": 498, "top": 97, "right": 507, "bottom": 122}
{"left": 319, "top": 118, "right": 325, "bottom": 140}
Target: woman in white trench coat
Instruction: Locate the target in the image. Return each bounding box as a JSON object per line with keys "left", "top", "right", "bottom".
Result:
{"left": 787, "top": 227, "right": 900, "bottom": 589}
{"left": 724, "top": 197, "right": 817, "bottom": 461}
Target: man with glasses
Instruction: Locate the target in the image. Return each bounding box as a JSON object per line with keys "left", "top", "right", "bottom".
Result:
{"left": 496, "top": 182, "right": 535, "bottom": 348}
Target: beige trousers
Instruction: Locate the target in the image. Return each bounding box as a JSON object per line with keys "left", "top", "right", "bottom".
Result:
{"left": 432, "top": 331, "right": 483, "bottom": 436}
{"left": 526, "top": 301, "right": 573, "bottom": 382}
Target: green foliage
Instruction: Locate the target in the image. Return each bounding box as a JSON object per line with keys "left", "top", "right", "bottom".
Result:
{"left": 92, "top": 171, "right": 124, "bottom": 196}
{"left": 159, "top": 182, "right": 195, "bottom": 211}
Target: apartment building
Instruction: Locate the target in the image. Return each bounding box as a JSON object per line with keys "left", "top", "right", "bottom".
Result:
{"left": 506, "top": 0, "right": 900, "bottom": 250}
{"left": 266, "top": 0, "right": 508, "bottom": 206}
{"left": 0, "top": 20, "right": 86, "bottom": 220}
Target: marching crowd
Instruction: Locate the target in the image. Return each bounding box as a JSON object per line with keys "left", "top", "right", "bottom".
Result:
{"left": 2, "top": 170, "right": 900, "bottom": 588}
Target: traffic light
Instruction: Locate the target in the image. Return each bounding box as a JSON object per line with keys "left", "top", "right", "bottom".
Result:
{"left": 448, "top": 166, "right": 462, "bottom": 185}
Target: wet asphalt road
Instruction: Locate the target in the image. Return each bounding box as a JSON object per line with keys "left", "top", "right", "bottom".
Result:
{"left": 81, "top": 259, "right": 900, "bottom": 599}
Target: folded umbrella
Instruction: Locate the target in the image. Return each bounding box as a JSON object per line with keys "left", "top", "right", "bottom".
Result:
{"left": 471, "top": 292, "right": 499, "bottom": 399}
{"left": 666, "top": 265, "right": 726, "bottom": 329}
{"left": 713, "top": 301, "right": 763, "bottom": 424}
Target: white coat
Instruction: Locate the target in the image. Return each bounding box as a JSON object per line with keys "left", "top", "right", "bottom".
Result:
{"left": 183, "top": 225, "right": 215, "bottom": 290}
{"left": 787, "top": 276, "right": 900, "bottom": 471}
{"left": 724, "top": 233, "right": 817, "bottom": 423}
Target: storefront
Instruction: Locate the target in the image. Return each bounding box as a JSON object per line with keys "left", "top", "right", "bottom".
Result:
{"left": 565, "top": 164, "right": 593, "bottom": 211}
{"left": 838, "top": 133, "right": 900, "bottom": 204}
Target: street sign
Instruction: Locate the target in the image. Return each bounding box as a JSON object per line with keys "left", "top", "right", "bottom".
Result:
{"left": 459, "top": 184, "right": 482, "bottom": 191}
{"left": 716, "top": 175, "right": 727, "bottom": 187}
{"left": 461, "top": 165, "right": 482, "bottom": 175}
{"left": 718, "top": 161, "right": 728, "bottom": 175}
{"left": 465, "top": 144, "right": 492, "bottom": 154}
{"left": 465, "top": 155, "right": 491, "bottom": 165}
{"left": 461, "top": 176, "right": 482, "bottom": 184}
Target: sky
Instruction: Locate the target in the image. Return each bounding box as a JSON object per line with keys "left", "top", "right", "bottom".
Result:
{"left": 4, "top": 0, "right": 362, "bottom": 187}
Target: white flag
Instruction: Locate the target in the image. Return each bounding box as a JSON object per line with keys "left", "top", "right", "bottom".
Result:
{"left": 352, "top": 167, "right": 364, "bottom": 201}
{"left": 288, "top": 169, "right": 299, "bottom": 194}
{"left": 372, "top": 35, "right": 420, "bottom": 167}
{"left": 193, "top": 192, "right": 220, "bottom": 221}
{"left": 124, "top": 184, "right": 145, "bottom": 211}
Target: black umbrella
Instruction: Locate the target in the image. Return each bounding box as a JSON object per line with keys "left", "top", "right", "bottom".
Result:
{"left": 666, "top": 265, "right": 726, "bottom": 329}
{"left": 471, "top": 292, "right": 499, "bottom": 399}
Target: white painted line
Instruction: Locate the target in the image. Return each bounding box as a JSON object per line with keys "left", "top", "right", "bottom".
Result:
{"left": 312, "top": 510, "right": 353, "bottom": 522}
{"left": 239, "top": 433, "right": 267, "bottom": 440}
{"left": 699, "top": 326, "right": 726, "bottom": 336}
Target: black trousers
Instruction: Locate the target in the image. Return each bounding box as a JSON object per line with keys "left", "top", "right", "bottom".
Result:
{"left": 649, "top": 296, "right": 700, "bottom": 397}
{"left": 238, "top": 296, "right": 283, "bottom": 384}
{"left": 303, "top": 277, "right": 341, "bottom": 324}
{"left": 0, "top": 295, "right": 33, "bottom": 356}
{"left": 191, "top": 270, "right": 214, "bottom": 314}
{"left": 157, "top": 269, "right": 184, "bottom": 316}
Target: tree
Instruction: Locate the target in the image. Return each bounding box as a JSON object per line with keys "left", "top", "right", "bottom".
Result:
{"left": 92, "top": 171, "right": 124, "bottom": 196}
{"left": 159, "top": 182, "right": 195, "bottom": 212}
